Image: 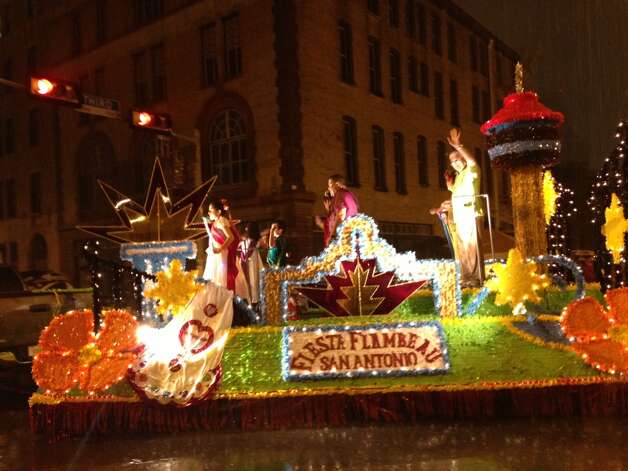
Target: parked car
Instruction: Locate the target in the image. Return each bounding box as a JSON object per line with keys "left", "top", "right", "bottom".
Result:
{"left": 20, "top": 270, "right": 76, "bottom": 291}
{"left": 0, "top": 265, "right": 91, "bottom": 361}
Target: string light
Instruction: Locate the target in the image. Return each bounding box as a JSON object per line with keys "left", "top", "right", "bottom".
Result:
{"left": 587, "top": 121, "right": 628, "bottom": 292}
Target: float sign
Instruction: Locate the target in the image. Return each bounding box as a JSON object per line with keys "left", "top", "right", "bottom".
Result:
{"left": 282, "top": 322, "right": 449, "bottom": 381}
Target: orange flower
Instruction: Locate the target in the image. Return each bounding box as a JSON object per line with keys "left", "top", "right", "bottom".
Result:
{"left": 561, "top": 287, "right": 628, "bottom": 374}
{"left": 32, "top": 309, "right": 138, "bottom": 394}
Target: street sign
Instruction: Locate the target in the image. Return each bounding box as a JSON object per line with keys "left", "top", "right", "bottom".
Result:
{"left": 78, "top": 93, "right": 121, "bottom": 119}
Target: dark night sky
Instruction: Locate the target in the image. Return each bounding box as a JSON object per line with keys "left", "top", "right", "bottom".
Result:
{"left": 455, "top": 0, "right": 628, "bottom": 172}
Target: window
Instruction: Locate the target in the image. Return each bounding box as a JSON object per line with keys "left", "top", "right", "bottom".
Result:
{"left": 479, "top": 40, "right": 488, "bottom": 76}
{"left": 472, "top": 85, "right": 480, "bottom": 123}
{"left": 416, "top": 2, "right": 426, "bottom": 45}
{"left": 431, "top": 12, "right": 441, "bottom": 55}
{"left": 408, "top": 56, "right": 418, "bottom": 92}
{"left": 372, "top": 125, "right": 386, "bottom": 191}
{"left": 134, "top": 0, "right": 163, "bottom": 25}
{"left": 0, "top": 182, "right": 4, "bottom": 219}
{"left": 8, "top": 242, "right": 18, "bottom": 266}
{"left": 469, "top": 35, "right": 477, "bottom": 71}
{"left": 206, "top": 110, "right": 249, "bottom": 185}
{"left": 27, "top": 0, "right": 37, "bottom": 19}
{"left": 77, "top": 132, "right": 115, "bottom": 214}
{"left": 434, "top": 71, "right": 444, "bottom": 119}
{"left": 368, "top": 0, "right": 379, "bottom": 15}
{"left": 6, "top": 178, "right": 16, "bottom": 218}
{"left": 30, "top": 172, "right": 41, "bottom": 214}
{"left": 2, "top": 59, "right": 12, "bottom": 94}
{"left": 482, "top": 89, "right": 491, "bottom": 121}
{"left": 201, "top": 23, "right": 218, "bottom": 87}
{"left": 417, "top": 135, "right": 428, "bottom": 186}
{"left": 447, "top": 23, "right": 457, "bottom": 62}
{"left": 338, "top": 21, "right": 354, "bottom": 84}
{"left": 437, "top": 141, "right": 447, "bottom": 190}
{"left": 419, "top": 62, "right": 429, "bottom": 96}
{"left": 483, "top": 151, "right": 493, "bottom": 198}
{"left": 78, "top": 74, "right": 89, "bottom": 125}
{"left": 95, "top": 67, "right": 105, "bottom": 95}
{"left": 71, "top": 12, "right": 81, "bottom": 56}
{"left": 368, "top": 36, "right": 382, "bottom": 96}
{"left": 342, "top": 116, "right": 359, "bottom": 187}
{"left": 501, "top": 170, "right": 510, "bottom": 199}
{"left": 393, "top": 132, "right": 406, "bottom": 194}
{"left": 151, "top": 44, "right": 166, "bottom": 101}
{"left": 133, "top": 52, "right": 148, "bottom": 106}
{"left": 389, "top": 48, "right": 402, "bottom": 104}
{"left": 388, "top": 0, "right": 399, "bottom": 27}
{"left": 5, "top": 118, "right": 14, "bottom": 154}
{"left": 404, "top": 0, "right": 415, "bottom": 38}
{"left": 223, "top": 13, "right": 242, "bottom": 80}
{"left": 96, "top": 0, "right": 107, "bottom": 44}
{"left": 449, "top": 79, "right": 459, "bottom": 126}
{"left": 1, "top": 5, "right": 11, "bottom": 37}
{"left": 27, "top": 47, "right": 38, "bottom": 75}
{"left": 29, "top": 109, "right": 39, "bottom": 146}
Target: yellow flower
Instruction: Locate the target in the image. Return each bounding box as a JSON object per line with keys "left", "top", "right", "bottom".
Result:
{"left": 601, "top": 193, "right": 628, "bottom": 264}
{"left": 485, "top": 248, "right": 549, "bottom": 313}
{"left": 144, "top": 259, "right": 198, "bottom": 316}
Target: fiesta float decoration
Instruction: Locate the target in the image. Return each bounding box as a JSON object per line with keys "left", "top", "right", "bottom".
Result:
{"left": 295, "top": 258, "right": 427, "bottom": 317}
{"left": 481, "top": 63, "right": 564, "bottom": 258}
{"left": 561, "top": 287, "right": 628, "bottom": 374}
{"left": 74, "top": 156, "right": 234, "bottom": 406}
{"left": 260, "top": 214, "right": 461, "bottom": 324}
{"left": 32, "top": 309, "right": 139, "bottom": 395}
{"left": 485, "top": 248, "right": 550, "bottom": 315}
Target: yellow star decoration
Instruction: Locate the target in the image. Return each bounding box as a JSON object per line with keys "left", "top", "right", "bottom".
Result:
{"left": 602, "top": 193, "right": 628, "bottom": 264}
{"left": 143, "top": 259, "right": 198, "bottom": 316}
{"left": 543, "top": 170, "right": 558, "bottom": 225}
{"left": 485, "top": 248, "right": 549, "bottom": 314}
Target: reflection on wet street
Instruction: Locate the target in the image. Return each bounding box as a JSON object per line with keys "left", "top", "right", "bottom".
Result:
{"left": 1, "top": 391, "right": 627, "bottom": 471}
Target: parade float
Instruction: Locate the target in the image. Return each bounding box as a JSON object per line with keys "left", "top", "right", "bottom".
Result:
{"left": 29, "top": 121, "right": 628, "bottom": 440}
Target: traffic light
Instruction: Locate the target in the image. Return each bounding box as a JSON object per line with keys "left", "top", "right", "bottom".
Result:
{"left": 131, "top": 110, "right": 172, "bottom": 133}
{"left": 30, "top": 77, "right": 80, "bottom": 105}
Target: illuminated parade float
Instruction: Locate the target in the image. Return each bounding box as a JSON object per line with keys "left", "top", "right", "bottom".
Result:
{"left": 28, "top": 101, "right": 628, "bottom": 440}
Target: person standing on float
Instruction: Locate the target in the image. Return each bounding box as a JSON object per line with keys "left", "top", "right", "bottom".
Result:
{"left": 430, "top": 129, "right": 484, "bottom": 287}
{"left": 327, "top": 174, "right": 359, "bottom": 237}
{"left": 202, "top": 199, "right": 239, "bottom": 290}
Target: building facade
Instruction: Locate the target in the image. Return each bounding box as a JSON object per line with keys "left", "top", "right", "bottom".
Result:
{"left": 0, "top": 0, "right": 517, "bottom": 284}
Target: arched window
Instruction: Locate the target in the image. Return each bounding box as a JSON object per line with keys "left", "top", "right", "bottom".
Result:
{"left": 76, "top": 132, "right": 115, "bottom": 216}
{"left": 29, "top": 233, "right": 47, "bottom": 270}
{"left": 204, "top": 109, "right": 248, "bottom": 185}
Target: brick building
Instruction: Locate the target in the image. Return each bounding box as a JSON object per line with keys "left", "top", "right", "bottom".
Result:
{"left": 0, "top": 0, "right": 517, "bottom": 284}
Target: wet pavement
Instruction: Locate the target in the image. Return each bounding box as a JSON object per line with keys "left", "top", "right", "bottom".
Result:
{"left": 1, "top": 360, "right": 628, "bottom": 470}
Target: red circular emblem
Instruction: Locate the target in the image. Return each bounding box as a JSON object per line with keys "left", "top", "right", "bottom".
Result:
{"left": 203, "top": 303, "right": 218, "bottom": 318}
{"left": 178, "top": 320, "right": 214, "bottom": 354}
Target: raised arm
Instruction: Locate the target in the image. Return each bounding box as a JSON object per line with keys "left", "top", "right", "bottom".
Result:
{"left": 447, "top": 128, "right": 477, "bottom": 167}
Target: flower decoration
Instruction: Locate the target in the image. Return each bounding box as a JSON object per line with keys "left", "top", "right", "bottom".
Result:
{"left": 543, "top": 170, "right": 558, "bottom": 225}
{"left": 32, "top": 309, "right": 138, "bottom": 394}
{"left": 601, "top": 193, "right": 628, "bottom": 264}
{"left": 143, "top": 259, "right": 198, "bottom": 316}
{"left": 485, "top": 248, "right": 549, "bottom": 314}
{"left": 561, "top": 287, "right": 628, "bottom": 374}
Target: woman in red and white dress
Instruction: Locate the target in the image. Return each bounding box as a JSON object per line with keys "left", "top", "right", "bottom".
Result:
{"left": 203, "top": 199, "right": 239, "bottom": 291}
